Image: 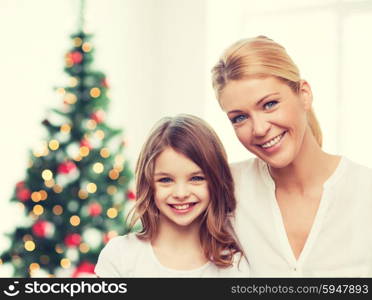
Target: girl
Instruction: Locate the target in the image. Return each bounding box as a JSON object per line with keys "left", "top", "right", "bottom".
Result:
{"left": 211, "top": 36, "right": 372, "bottom": 277}
{"left": 95, "top": 114, "right": 249, "bottom": 277}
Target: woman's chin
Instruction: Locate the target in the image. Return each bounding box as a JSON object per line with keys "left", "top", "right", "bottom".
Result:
{"left": 256, "top": 151, "right": 294, "bottom": 169}
{"left": 267, "top": 159, "right": 292, "bottom": 170}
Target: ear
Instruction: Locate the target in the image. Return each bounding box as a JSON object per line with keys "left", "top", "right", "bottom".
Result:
{"left": 299, "top": 80, "right": 313, "bottom": 111}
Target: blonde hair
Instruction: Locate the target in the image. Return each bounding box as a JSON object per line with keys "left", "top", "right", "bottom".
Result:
{"left": 211, "top": 35, "right": 322, "bottom": 146}
{"left": 129, "top": 114, "right": 243, "bottom": 267}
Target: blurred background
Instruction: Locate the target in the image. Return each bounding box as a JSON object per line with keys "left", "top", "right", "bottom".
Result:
{"left": 1, "top": 0, "right": 372, "bottom": 276}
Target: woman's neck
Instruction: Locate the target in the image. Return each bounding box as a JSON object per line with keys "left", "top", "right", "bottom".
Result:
{"left": 269, "top": 129, "right": 341, "bottom": 194}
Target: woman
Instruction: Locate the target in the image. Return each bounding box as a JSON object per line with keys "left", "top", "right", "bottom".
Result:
{"left": 211, "top": 36, "right": 372, "bottom": 277}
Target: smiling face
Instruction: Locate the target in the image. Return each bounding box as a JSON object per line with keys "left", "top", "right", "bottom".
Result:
{"left": 219, "top": 76, "right": 312, "bottom": 168}
{"left": 153, "top": 147, "right": 210, "bottom": 229}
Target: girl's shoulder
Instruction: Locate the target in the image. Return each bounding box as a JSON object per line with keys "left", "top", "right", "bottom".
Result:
{"left": 217, "top": 253, "right": 250, "bottom": 277}
{"left": 103, "top": 232, "right": 146, "bottom": 254}
{"left": 94, "top": 232, "right": 148, "bottom": 277}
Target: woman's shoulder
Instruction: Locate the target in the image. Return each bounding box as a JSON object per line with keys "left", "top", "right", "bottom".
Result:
{"left": 338, "top": 157, "right": 372, "bottom": 182}
{"left": 229, "top": 157, "right": 264, "bottom": 182}
{"left": 230, "top": 157, "right": 260, "bottom": 173}
{"left": 343, "top": 157, "right": 372, "bottom": 173}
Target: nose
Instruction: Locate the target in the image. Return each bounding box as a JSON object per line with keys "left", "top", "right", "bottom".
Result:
{"left": 172, "top": 183, "right": 190, "bottom": 200}
{"left": 252, "top": 115, "right": 270, "bottom": 137}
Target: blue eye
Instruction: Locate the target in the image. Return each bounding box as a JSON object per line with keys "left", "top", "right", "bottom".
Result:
{"left": 158, "top": 177, "right": 172, "bottom": 183}
{"left": 264, "top": 100, "right": 278, "bottom": 110}
{"left": 230, "top": 115, "right": 247, "bottom": 124}
{"left": 191, "top": 176, "right": 205, "bottom": 182}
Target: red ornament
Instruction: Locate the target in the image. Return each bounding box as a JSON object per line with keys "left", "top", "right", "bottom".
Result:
{"left": 16, "top": 188, "right": 31, "bottom": 202}
{"left": 32, "top": 220, "right": 54, "bottom": 238}
{"left": 103, "top": 231, "right": 118, "bottom": 244}
{"left": 64, "top": 233, "right": 81, "bottom": 247}
{"left": 71, "top": 261, "right": 95, "bottom": 278}
{"left": 57, "top": 161, "right": 77, "bottom": 174}
{"left": 90, "top": 110, "right": 105, "bottom": 124}
{"left": 127, "top": 190, "right": 136, "bottom": 200}
{"left": 16, "top": 181, "right": 25, "bottom": 188}
{"left": 103, "top": 233, "right": 110, "bottom": 244}
{"left": 68, "top": 51, "right": 83, "bottom": 64}
{"left": 88, "top": 203, "right": 102, "bottom": 217}
{"left": 101, "top": 78, "right": 109, "bottom": 88}
{"left": 80, "top": 139, "right": 92, "bottom": 150}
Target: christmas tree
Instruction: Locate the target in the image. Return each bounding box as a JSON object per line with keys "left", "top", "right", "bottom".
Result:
{"left": 0, "top": 8, "right": 134, "bottom": 277}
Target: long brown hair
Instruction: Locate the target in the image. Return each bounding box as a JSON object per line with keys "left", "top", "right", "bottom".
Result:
{"left": 211, "top": 35, "right": 322, "bottom": 147}
{"left": 129, "top": 114, "right": 242, "bottom": 267}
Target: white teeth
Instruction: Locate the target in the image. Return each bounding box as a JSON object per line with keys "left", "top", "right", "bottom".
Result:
{"left": 173, "top": 204, "right": 191, "bottom": 210}
{"left": 261, "top": 133, "right": 284, "bottom": 149}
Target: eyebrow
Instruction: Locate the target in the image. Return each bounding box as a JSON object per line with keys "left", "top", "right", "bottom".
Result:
{"left": 227, "top": 92, "right": 280, "bottom": 115}
{"left": 154, "top": 171, "right": 204, "bottom": 177}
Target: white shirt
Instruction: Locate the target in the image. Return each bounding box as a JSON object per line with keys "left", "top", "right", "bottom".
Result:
{"left": 94, "top": 233, "right": 249, "bottom": 277}
{"left": 231, "top": 156, "right": 372, "bottom": 277}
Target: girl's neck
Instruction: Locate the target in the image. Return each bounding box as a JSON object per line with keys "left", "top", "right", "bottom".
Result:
{"left": 152, "top": 217, "right": 201, "bottom": 250}
{"left": 269, "top": 129, "right": 341, "bottom": 194}
{"left": 150, "top": 217, "right": 208, "bottom": 270}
